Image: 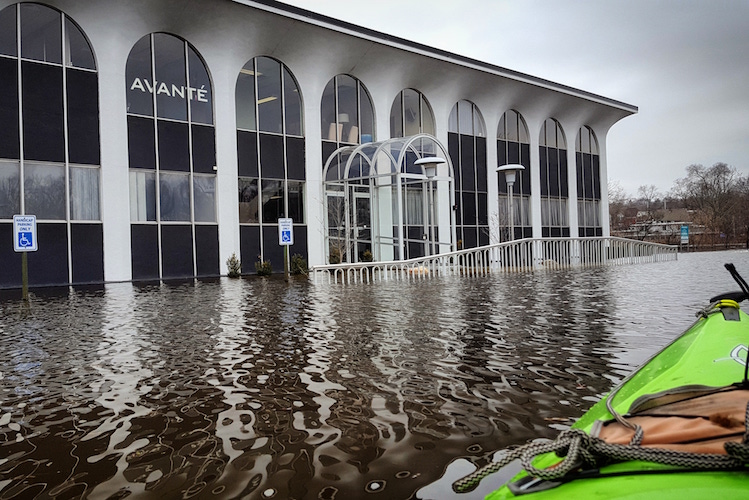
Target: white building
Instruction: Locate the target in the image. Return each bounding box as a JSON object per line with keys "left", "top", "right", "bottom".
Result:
{"left": 0, "top": 0, "right": 636, "bottom": 288}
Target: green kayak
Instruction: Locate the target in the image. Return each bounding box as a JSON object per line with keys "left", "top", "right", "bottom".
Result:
{"left": 455, "top": 264, "right": 749, "bottom": 499}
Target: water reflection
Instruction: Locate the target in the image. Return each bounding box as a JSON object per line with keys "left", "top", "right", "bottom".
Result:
{"left": 0, "top": 250, "right": 747, "bottom": 499}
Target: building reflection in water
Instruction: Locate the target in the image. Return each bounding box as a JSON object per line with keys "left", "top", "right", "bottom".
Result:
{"left": 2, "top": 251, "right": 745, "bottom": 499}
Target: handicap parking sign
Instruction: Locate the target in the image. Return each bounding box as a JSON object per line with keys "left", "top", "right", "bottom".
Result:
{"left": 278, "top": 218, "right": 294, "bottom": 246}
{"left": 13, "top": 215, "right": 38, "bottom": 252}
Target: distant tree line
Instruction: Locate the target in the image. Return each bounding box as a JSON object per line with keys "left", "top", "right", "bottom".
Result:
{"left": 609, "top": 163, "right": 749, "bottom": 249}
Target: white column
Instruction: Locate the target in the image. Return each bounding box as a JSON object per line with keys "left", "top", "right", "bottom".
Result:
{"left": 304, "top": 86, "right": 325, "bottom": 267}
{"left": 529, "top": 133, "right": 544, "bottom": 267}
{"left": 597, "top": 131, "right": 611, "bottom": 238}
{"left": 486, "top": 134, "right": 500, "bottom": 244}
{"left": 213, "top": 64, "right": 239, "bottom": 275}
{"left": 98, "top": 44, "right": 131, "bottom": 283}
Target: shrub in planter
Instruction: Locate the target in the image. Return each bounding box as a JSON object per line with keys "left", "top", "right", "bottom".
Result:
{"left": 255, "top": 259, "right": 273, "bottom": 276}
{"left": 226, "top": 252, "right": 241, "bottom": 278}
{"left": 291, "top": 254, "right": 308, "bottom": 275}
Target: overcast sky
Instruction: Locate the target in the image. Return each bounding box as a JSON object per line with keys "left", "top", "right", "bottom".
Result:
{"left": 281, "top": 0, "right": 749, "bottom": 197}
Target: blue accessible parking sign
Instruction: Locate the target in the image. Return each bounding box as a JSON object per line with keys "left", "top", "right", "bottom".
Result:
{"left": 13, "top": 215, "right": 38, "bottom": 252}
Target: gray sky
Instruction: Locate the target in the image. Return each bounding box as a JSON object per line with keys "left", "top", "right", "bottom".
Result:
{"left": 282, "top": 0, "right": 749, "bottom": 197}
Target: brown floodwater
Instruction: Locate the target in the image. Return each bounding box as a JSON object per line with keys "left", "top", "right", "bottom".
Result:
{"left": 1, "top": 250, "right": 748, "bottom": 500}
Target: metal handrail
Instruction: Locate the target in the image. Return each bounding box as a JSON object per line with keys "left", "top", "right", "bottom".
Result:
{"left": 310, "top": 237, "right": 678, "bottom": 284}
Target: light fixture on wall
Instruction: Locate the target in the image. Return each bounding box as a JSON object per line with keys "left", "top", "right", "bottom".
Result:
{"left": 496, "top": 164, "right": 525, "bottom": 241}
{"left": 415, "top": 156, "right": 446, "bottom": 256}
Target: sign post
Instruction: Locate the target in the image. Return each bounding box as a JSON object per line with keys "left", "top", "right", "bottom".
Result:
{"left": 278, "top": 218, "right": 294, "bottom": 280}
{"left": 680, "top": 225, "right": 689, "bottom": 250}
{"left": 13, "top": 215, "right": 38, "bottom": 302}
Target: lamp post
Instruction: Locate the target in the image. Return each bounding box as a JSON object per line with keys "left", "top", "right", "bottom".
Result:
{"left": 415, "top": 157, "right": 446, "bottom": 256}
{"left": 496, "top": 164, "right": 525, "bottom": 242}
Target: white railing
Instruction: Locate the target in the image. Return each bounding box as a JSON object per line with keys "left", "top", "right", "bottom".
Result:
{"left": 309, "top": 237, "right": 678, "bottom": 284}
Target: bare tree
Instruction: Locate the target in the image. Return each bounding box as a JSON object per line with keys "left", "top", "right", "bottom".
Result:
{"left": 633, "top": 184, "right": 663, "bottom": 241}
{"left": 673, "top": 163, "right": 745, "bottom": 248}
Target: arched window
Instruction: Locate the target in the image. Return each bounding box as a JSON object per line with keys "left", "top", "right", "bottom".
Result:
{"left": 539, "top": 118, "right": 569, "bottom": 237}
{"left": 497, "top": 110, "right": 531, "bottom": 240}
{"left": 126, "top": 33, "right": 217, "bottom": 280}
{"left": 321, "top": 75, "right": 374, "bottom": 165}
{"left": 448, "top": 100, "right": 487, "bottom": 248}
{"left": 576, "top": 126, "right": 601, "bottom": 236}
{"left": 390, "top": 88, "right": 435, "bottom": 137}
{"left": 0, "top": 2, "right": 102, "bottom": 287}
{"left": 236, "top": 56, "right": 306, "bottom": 272}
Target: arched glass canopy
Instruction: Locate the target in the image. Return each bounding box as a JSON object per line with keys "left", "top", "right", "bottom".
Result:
{"left": 323, "top": 134, "right": 455, "bottom": 263}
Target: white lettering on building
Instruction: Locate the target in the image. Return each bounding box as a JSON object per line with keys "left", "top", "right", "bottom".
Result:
{"left": 129, "top": 78, "right": 209, "bottom": 103}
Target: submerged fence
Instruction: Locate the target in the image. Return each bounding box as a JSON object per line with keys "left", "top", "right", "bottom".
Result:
{"left": 310, "top": 237, "right": 678, "bottom": 284}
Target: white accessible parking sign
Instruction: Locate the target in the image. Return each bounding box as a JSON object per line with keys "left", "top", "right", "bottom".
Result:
{"left": 13, "top": 215, "right": 38, "bottom": 252}
{"left": 278, "top": 218, "right": 294, "bottom": 246}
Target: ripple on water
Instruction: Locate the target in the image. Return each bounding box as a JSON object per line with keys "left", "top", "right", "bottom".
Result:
{"left": 0, "top": 250, "right": 747, "bottom": 499}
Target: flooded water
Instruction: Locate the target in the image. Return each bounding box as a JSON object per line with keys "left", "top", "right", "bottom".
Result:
{"left": 1, "top": 250, "right": 748, "bottom": 500}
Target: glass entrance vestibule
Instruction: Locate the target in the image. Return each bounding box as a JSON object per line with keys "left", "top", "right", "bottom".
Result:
{"left": 323, "top": 135, "right": 455, "bottom": 264}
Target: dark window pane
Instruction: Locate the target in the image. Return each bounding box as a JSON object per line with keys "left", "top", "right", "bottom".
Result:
{"left": 240, "top": 225, "right": 261, "bottom": 267}
{"left": 20, "top": 3, "right": 61, "bottom": 64}
{"left": 188, "top": 45, "right": 212, "bottom": 125}
{"left": 0, "top": 5, "right": 16, "bottom": 57}
{"left": 71, "top": 223, "right": 103, "bottom": 283}
{"left": 548, "top": 148, "right": 559, "bottom": 197}
{"left": 460, "top": 134, "right": 475, "bottom": 191}
{"left": 321, "top": 141, "right": 337, "bottom": 169}
{"left": 447, "top": 132, "right": 459, "bottom": 189}
{"left": 259, "top": 133, "right": 284, "bottom": 178}
{"left": 28, "top": 223, "right": 68, "bottom": 285}
{"left": 560, "top": 149, "right": 568, "bottom": 197}
{"left": 157, "top": 120, "right": 189, "bottom": 171}
{"left": 67, "top": 69, "right": 100, "bottom": 165}
{"left": 191, "top": 124, "right": 215, "bottom": 173}
{"left": 286, "top": 137, "right": 305, "bottom": 180}
{"left": 22, "top": 62, "right": 64, "bottom": 162}
{"left": 539, "top": 147, "right": 548, "bottom": 196}
{"left": 237, "top": 130, "right": 258, "bottom": 177}
{"left": 261, "top": 179, "right": 284, "bottom": 223}
{"left": 262, "top": 225, "right": 284, "bottom": 272}
{"left": 256, "top": 57, "right": 282, "bottom": 134}
{"left": 497, "top": 139, "right": 507, "bottom": 170}
{"left": 592, "top": 155, "right": 601, "bottom": 199}
{"left": 153, "top": 33, "right": 186, "bottom": 121}
{"left": 235, "top": 61, "right": 256, "bottom": 131}
{"left": 65, "top": 18, "right": 95, "bottom": 69}
{"left": 128, "top": 115, "right": 156, "bottom": 169}
{"left": 131, "top": 224, "right": 159, "bottom": 280}
{"left": 521, "top": 143, "right": 531, "bottom": 194}
{"left": 161, "top": 224, "right": 193, "bottom": 278}
{"left": 287, "top": 180, "right": 304, "bottom": 223}
{"left": 283, "top": 67, "right": 302, "bottom": 136}
{"left": 126, "top": 35, "right": 153, "bottom": 116}
{"left": 0, "top": 58, "right": 19, "bottom": 159}
{"left": 461, "top": 191, "right": 476, "bottom": 225}
{"left": 238, "top": 177, "right": 259, "bottom": 223}
{"left": 195, "top": 225, "right": 219, "bottom": 276}
{"left": 475, "top": 137, "right": 487, "bottom": 192}
{"left": 477, "top": 192, "right": 487, "bottom": 225}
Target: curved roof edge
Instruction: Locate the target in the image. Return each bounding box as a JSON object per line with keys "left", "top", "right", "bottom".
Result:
{"left": 234, "top": 0, "right": 638, "bottom": 114}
